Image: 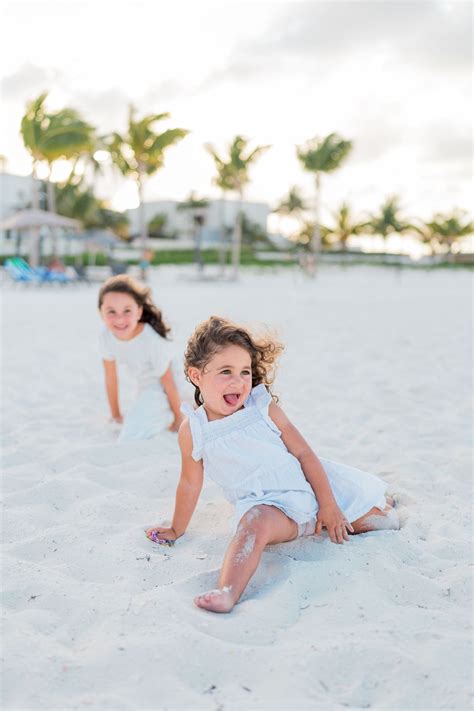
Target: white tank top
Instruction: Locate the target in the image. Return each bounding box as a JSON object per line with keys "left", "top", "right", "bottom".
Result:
{"left": 181, "top": 384, "right": 316, "bottom": 518}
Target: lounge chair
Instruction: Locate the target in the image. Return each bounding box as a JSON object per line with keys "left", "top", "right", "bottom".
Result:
{"left": 72, "top": 265, "right": 90, "bottom": 283}
{"left": 4, "top": 257, "right": 74, "bottom": 285}
{"left": 4, "top": 258, "right": 44, "bottom": 284}
{"left": 110, "top": 261, "right": 129, "bottom": 276}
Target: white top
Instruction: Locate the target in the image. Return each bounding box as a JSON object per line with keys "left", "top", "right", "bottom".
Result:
{"left": 99, "top": 323, "right": 172, "bottom": 393}
{"left": 182, "top": 383, "right": 388, "bottom": 529}
{"left": 182, "top": 384, "right": 318, "bottom": 527}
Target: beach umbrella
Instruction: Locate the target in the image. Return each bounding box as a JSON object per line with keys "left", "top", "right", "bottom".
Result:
{"left": 0, "top": 209, "right": 81, "bottom": 231}
{"left": 0, "top": 209, "right": 81, "bottom": 266}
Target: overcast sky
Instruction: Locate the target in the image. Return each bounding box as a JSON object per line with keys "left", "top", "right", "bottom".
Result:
{"left": 1, "top": 0, "right": 472, "bottom": 221}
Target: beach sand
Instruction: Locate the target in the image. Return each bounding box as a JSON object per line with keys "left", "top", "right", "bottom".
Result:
{"left": 1, "top": 265, "right": 472, "bottom": 710}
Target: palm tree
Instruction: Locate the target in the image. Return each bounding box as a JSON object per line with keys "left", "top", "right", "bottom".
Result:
{"left": 106, "top": 105, "right": 187, "bottom": 275}
{"left": 368, "top": 196, "right": 410, "bottom": 246}
{"left": 274, "top": 186, "right": 307, "bottom": 217}
{"left": 323, "top": 202, "right": 370, "bottom": 251}
{"left": 272, "top": 186, "right": 308, "bottom": 248}
{"left": 296, "top": 133, "right": 352, "bottom": 257}
{"left": 413, "top": 210, "right": 473, "bottom": 255}
{"left": 21, "top": 92, "right": 96, "bottom": 213}
{"left": 55, "top": 178, "right": 130, "bottom": 238}
{"left": 177, "top": 192, "right": 209, "bottom": 271}
{"left": 273, "top": 186, "right": 307, "bottom": 238}
{"left": 206, "top": 136, "right": 270, "bottom": 279}
{"left": 294, "top": 220, "right": 332, "bottom": 250}
{"left": 204, "top": 148, "right": 236, "bottom": 273}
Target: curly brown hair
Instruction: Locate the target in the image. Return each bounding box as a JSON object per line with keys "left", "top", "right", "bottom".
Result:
{"left": 98, "top": 275, "right": 170, "bottom": 339}
{"left": 184, "top": 316, "right": 284, "bottom": 406}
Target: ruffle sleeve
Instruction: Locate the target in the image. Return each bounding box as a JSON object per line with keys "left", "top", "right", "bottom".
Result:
{"left": 247, "top": 383, "right": 281, "bottom": 435}
{"left": 99, "top": 328, "right": 115, "bottom": 361}
{"left": 180, "top": 403, "right": 204, "bottom": 461}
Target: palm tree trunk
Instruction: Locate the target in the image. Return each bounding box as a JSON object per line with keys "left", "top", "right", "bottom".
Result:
{"left": 46, "top": 165, "right": 56, "bottom": 213}
{"left": 219, "top": 192, "right": 227, "bottom": 276}
{"left": 30, "top": 162, "right": 41, "bottom": 267}
{"left": 138, "top": 175, "right": 148, "bottom": 280}
{"left": 194, "top": 215, "right": 204, "bottom": 274}
{"left": 231, "top": 189, "right": 243, "bottom": 280}
{"left": 46, "top": 166, "right": 58, "bottom": 261}
{"left": 312, "top": 173, "right": 321, "bottom": 255}
{"left": 31, "top": 162, "right": 40, "bottom": 210}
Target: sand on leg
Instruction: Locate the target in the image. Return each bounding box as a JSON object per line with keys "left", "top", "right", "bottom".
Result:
{"left": 194, "top": 505, "right": 298, "bottom": 613}
{"left": 351, "top": 500, "right": 400, "bottom": 534}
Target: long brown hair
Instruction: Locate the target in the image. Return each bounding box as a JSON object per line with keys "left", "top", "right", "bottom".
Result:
{"left": 98, "top": 275, "right": 170, "bottom": 339}
{"left": 184, "top": 316, "right": 284, "bottom": 406}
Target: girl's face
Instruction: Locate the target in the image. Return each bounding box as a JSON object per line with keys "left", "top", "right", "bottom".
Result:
{"left": 100, "top": 292, "right": 143, "bottom": 341}
{"left": 188, "top": 344, "right": 253, "bottom": 420}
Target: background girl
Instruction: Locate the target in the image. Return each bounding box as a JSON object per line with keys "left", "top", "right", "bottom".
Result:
{"left": 146, "top": 316, "right": 399, "bottom": 612}
{"left": 98, "top": 275, "right": 182, "bottom": 441}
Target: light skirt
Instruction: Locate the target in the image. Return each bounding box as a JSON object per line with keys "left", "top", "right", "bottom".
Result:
{"left": 232, "top": 456, "right": 387, "bottom": 531}
{"left": 118, "top": 386, "right": 172, "bottom": 442}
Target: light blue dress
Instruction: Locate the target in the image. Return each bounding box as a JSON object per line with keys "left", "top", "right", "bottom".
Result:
{"left": 182, "top": 384, "right": 387, "bottom": 531}
{"left": 99, "top": 324, "right": 173, "bottom": 441}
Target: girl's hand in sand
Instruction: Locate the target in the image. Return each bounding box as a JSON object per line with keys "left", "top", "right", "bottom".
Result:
{"left": 111, "top": 415, "right": 123, "bottom": 424}
{"left": 145, "top": 525, "right": 177, "bottom": 544}
{"left": 316, "top": 504, "right": 354, "bottom": 544}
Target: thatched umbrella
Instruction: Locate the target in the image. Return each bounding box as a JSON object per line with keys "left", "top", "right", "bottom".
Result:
{"left": 0, "top": 209, "right": 80, "bottom": 230}
{"left": 0, "top": 209, "right": 81, "bottom": 266}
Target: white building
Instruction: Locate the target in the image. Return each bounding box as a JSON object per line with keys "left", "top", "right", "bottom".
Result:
{"left": 0, "top": 172, "right": 271, "bottom": 257}
{"left": 0, "top": 173, "right": 46, "bottom": 220}
{"left": 126, "top": 199, "right": 270, "bottom": 243}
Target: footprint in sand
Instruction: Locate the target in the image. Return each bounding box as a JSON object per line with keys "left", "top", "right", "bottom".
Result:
{"left": 166, "top": 553, "right": 303, "bottom": 646}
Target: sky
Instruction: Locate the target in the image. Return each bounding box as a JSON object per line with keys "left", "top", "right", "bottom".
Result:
{"left": 0, "top": 0, "right": 472, "bottom": 225}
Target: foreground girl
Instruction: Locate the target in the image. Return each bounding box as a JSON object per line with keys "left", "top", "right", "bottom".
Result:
{"left": 98, "top": 276, "right": 182, "bottom": 441}
{"left": 146, "top": 316, "right": 398, "bottom": 612}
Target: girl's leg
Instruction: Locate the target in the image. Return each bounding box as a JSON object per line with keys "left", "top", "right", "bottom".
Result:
{"left": 351, "top": 500, "right": 400, "bottom": 534}
{"left": 194, "top": 505, "right": 297, "bottom": 613}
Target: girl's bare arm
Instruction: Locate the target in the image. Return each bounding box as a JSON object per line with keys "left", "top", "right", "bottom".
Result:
{"left": 268, "top": 402, "right": 336, "bottom": 504}
{"left": 103, "top": 359, "right": 122, "bottom": 421}
{"left": 268, "top": 402, "right": 353, "bottom": 543}
{"left": 160, "top": 366, "right": 182, "bottom": 430}
{"left": 146, "top": 419, "right": 204, "bottom": 541}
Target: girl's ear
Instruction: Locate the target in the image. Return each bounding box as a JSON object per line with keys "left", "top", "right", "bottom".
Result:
{"left": 187, "top": 367, "right": 201, "bottom": 386}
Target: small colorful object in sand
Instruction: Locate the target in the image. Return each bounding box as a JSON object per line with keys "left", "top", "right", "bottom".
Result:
{"left": 149, "top": 531, "right": 175, "bottom": 546}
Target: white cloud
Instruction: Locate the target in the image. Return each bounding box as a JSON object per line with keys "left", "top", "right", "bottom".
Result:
{"left": 0, "top": 0, "right": 471, "bottom": 218}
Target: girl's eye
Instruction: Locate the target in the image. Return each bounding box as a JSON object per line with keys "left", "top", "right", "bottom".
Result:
{"left": 242, "top": 370, "right": 251, "bottom": 376}
{"left": 221, "top": 369, "right": 231, "bottom": 374}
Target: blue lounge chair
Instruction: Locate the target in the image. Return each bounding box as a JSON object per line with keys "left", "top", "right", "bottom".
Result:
{"left": 4, "top": 257, "right": 74, "bottom": 284}
{"left": 4, "top": 258, "right": 43, "bottom": 284}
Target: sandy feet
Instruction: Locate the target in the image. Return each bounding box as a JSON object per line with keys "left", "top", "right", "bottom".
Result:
{"left": 194, "top": 586, "right": 235, "bottom": 613}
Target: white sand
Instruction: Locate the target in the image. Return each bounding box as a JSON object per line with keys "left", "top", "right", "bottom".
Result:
{"left": 1, "top": 265, "right": 472, "bottom": 710}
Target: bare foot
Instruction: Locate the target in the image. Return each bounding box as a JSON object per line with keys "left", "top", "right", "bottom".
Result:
{"left": 352, "top": 505, "right": 400, "bottom": 534}
{"left": 194, "top": 587, "right": 235, "bottom": 613}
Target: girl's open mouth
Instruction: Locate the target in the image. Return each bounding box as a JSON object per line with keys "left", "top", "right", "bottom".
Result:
{"left": 223, "top": 393, "right": 240, "bottom": 406}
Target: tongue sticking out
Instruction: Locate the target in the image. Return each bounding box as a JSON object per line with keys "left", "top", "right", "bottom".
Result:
{"left": 223, "top": 393, "right": 239, "bottom": 406}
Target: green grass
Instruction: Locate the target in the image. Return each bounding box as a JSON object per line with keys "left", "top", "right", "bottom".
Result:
{"left": 1, "top": 250, "right": 472, "bottom": 270}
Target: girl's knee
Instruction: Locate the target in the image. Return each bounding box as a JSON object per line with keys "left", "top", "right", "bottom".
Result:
{"left": 237, "top": 506, "right": 273, "bottom": 545}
